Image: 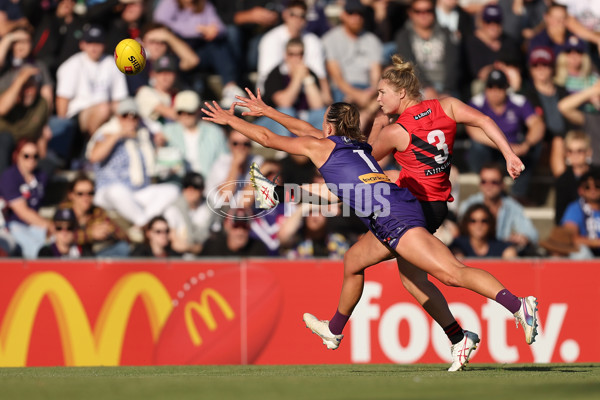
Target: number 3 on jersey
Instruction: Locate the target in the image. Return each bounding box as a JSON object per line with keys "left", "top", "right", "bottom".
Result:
{"left": 427, "top": 130, "right": 449, "bottom": 164}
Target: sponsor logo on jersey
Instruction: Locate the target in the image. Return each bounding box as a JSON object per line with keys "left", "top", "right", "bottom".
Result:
{"left": 358, "top": 173, "right": 391, "bottom": 184}
{"left": 413, "top": 108, "right": 432, "bottom": 120}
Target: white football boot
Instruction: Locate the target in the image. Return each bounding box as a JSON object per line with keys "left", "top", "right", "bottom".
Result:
{"left": 303, "top": 313, "right": 343, "bottom": 350}
{"left": 514, "top": 296, "right": 539, "bottom": 344}
{"left": 249, "top": 162, "right": 279, "bottom": 209}
{"left": 448, "top": 330, "right": 480, "bottom": 372}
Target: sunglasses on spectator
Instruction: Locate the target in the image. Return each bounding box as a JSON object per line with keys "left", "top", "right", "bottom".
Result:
{"left": 231, "top": 141, "right": 252, "bottom": 148}
{"left": 287, "top": 51, "right": 304, "bottom": 57}
{"left": 480, "top": 179, "right": 502, "bottom": 185}
{"left": 566, "top": 148, "right": 587, "bottom": 154}
{"left": 566, "top": 49, "right": 583, "bottom": 54}
{"left": 119, "top": 112, "right": 139, "bottom": 119}
{"left": 289, "top": 10, "right": 306, "bottom": 19}
{"left": 412, "top": 8, "right": 434, "bottom": 14}
{"left": 469, "top": 218, "right": 490, "bottom": 224}
{"left": 582, "top": 180, "right": 600, "bottom": 190}
{"left": 21, "top": 152, "right": 39, "bottom": 160}
{"left": 232, "top": 221, "right": 250, "bottom": 229}
{"left": 152, "top": 228, "right": 170, "bottom": 234}
{"left": 531, "top": 63, "right": 552, "bottom": 68}
{"left": 75, "top": 191, "right": 95, "bottom": 197}
{"left": 177, "top": 110, "right": 196, "bottom": 116}
{"left": 55, "top": 225, "right": 75, "bottom": 232}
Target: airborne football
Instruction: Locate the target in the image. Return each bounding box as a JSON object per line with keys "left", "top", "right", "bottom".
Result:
{"left": 114, "top": 38, "right": 146, "bottom": 75}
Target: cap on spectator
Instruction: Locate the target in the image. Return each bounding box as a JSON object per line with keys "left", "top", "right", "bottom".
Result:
{"left": 174, "top": 90, "right": 201, "bottom": 113}
{"left": 117, "top": 97, "right": 139, "bottom": 115}
{"left": 154, "top": 54, "right": 178, "bottom": 73}
{"left": 344, "top": 0, "right": 366, "bottom": 15}
{"left": 82, "top": 24, "right": 105, "bottom": 43}
{"left": 539, "top": 227, "right": 577, "bottom": 256}
{"left": 529, "top": 46, "right": 554, "bottom": 66}
{"left": 486, "top": 69, "right": 509, "bottom": 89}
{"left": 563, "top": 35, "right": 586, "bottom": 53}
{"left": 482, "top": 4, "right": 502, "bottom": 23}
{"left": 53, "top": 208, "right": 77, "bottom": 224}
{"left": 182, "top": 171, "right": 205, "bottom": 190}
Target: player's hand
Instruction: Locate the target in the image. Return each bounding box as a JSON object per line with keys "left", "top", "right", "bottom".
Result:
{"left": 201, "top": 101, "right": 235, "bottom": 125}
{"left": 233, "top": 88, "right": 270, "bottom": 117}
{"left": 505, "top": 153, "right": 525, "bottom": 180}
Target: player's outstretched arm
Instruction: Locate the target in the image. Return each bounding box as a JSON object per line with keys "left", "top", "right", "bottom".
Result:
{"left": 442, "top": 97, "right": 524, "bottom": 180}
{"left": 202, "top": 101, "right": 330, "bottom": 166}
{"left": 233, "top": 88, "right": 323, "bottom": 138}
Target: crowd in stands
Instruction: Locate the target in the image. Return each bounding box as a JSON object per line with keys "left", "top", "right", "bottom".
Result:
{"left": 0, "top": 0, "right": 600, "bottom": 260}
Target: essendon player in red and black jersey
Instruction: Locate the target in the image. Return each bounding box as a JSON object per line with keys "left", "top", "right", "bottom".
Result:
{"left": 392, "top": 98, "right": 457, "bottom": 203}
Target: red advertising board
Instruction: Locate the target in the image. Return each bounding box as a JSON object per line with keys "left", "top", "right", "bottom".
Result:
{"left": 0, "top": 259, "right": 598, "bottom": 367}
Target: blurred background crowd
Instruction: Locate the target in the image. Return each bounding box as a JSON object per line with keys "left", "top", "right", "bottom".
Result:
{"left": 0, "top": 0, "right": 599, "bottom": 260}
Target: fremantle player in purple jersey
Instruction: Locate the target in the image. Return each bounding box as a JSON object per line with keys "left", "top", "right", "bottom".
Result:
{"left": 201, "top": 100, "right": 539, "bottom": 371}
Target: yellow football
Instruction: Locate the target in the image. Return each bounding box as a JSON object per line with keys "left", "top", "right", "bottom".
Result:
{"left": 114, "top": 38, "right": 146, "bottom": 75}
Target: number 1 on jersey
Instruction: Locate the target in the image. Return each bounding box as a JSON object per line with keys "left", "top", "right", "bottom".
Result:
{"left": 353, "top": 149, "right": 379, "bottom": 172}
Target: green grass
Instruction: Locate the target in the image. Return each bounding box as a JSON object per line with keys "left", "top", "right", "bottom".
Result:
{"left": 1, "top": 364, "right": 599, "bottom": 400}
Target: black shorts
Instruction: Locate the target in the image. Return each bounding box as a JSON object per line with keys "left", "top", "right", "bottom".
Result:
{"left": 419, "top": 201, "right": 448, "bottom": 234}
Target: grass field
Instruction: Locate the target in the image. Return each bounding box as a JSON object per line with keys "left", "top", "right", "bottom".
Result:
{"left": 1, "top": 363, "right": 599, "bottom": 400}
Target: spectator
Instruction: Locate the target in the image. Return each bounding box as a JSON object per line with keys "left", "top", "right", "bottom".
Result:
{"left": 163, "top": 171, "right": 214, "bottom": 255}
{"left": 522, "top": 47, "right": 569, "bottom": 161}
{"left": 561, "top": 169, "right": 600, "bottom": 258}
{"left": 554, "top": 35, "right": 599, "bottom": 104}
{"left": 130, "top": 215, "right": 182, "bottom": 257}
{"left": 199, "top": 208, "right": 269, "bottom": 257}
{"left": 322, "top": 0, "right": 382, "bottom": 130}
{"left": 159, "top": 90, "right": 228, "bottom": 179}
{"left": 0, "top": 0, "right": 31, "bottom": 37}
{"left": 257, "top": 0, "right": 330, "bottom": 101}
{"left": 55, "top": 24, "right": 129, "bottom": 149}
{"left": 152, "top": 0, "right": 244, "bottom": 108}
{"left": 464, "top": 3, "right": 523, "bottom": 94}
{"left": 32, "top": 0, "right": 86, "bottom": 77}
{"left": 552, "top": 131, "right": 598, "bottom": 224}
{"left": 395, "top": 0, "right": 461, "bottom": 98}
{"left": 85, "top": 97, "right": 180, "bottom": 229}
{"left": 0, "top": 66, "right": 51, "bottom": 175}
{"left": 0, "top": 139, "right": 52, "bottom": 259}
{"left": 38, "top": 208, "right": 95, "bottom": 258}
{"left": 497, "top": 0, "right": 547, "bottom": 44}
{"left": 466, "top": 68, "right": 545, "bottom": 201}
{"left": 528, "top": 2, "right": 577, "bottom": 58}
{"left": 0, "top": 26, "right": 76, "bottom": 169}
{"left": 435, "top": 0, "right": 474, "bottom": 43}
{"left": 458, "top": 163, "right": 539, "bottom": 256}
{"left": 135, "top": 53, "right": 179, "bottom": 134}
{"left": 213, "top": 0, "right": 281, "bottom": 78}
{"left": 558, "top": 79, "right": 600, "bottom": 165}
{"left": 555, "top": 0, "right": 600, "bottom": 66}
{"left": 279, "top": 202, "right": 350, "bottom": 259}
{"left": 131, "top": 22, "right": 200, "bottom": 93}
{"left": 450, "top": 203, "right": 517, "bottom": 259}
{"left": 205, "top": 128, "right": 263, "bottom": 210}
{"left": 0, "top": 27, "right": 54, "bottom": 110}
{"left": 59, "top": 172, "right": 131, "bottom": 257}
{"left": 256, "top": 38, "right": 328, "bottom": 137}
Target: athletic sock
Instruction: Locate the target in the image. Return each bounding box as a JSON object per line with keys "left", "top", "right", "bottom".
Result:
{"left": 495, "top": 289, "right": 521, "bottom": 314}
{"left": 443, "top": 321, "right": 464, "bottom": 345}
{"left": 328, "top": 310, "right": 350, "bottom": 335}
